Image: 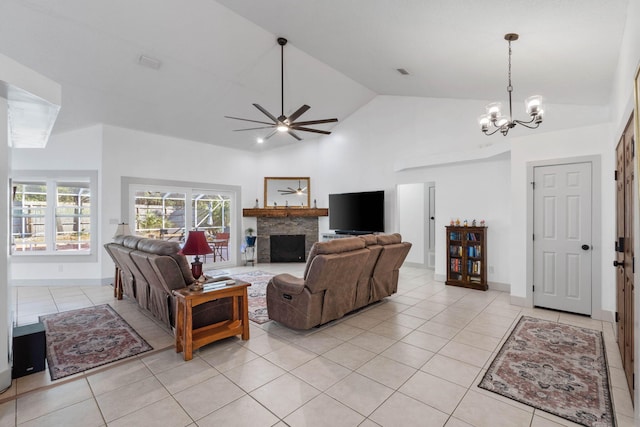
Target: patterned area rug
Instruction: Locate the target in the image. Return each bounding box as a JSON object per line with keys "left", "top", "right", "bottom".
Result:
{"left": 39, "top": 304, "right": 153, "bottom": 380}
{"left": 478, "top": 316, "right": 614, "bottom": 427}
{"left": 231, "top": 270, "right": 275, "bottom": 324}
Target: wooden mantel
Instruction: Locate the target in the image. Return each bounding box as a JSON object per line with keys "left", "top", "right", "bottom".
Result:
{"left": 242, "top": 208, "right": 328, "bottom": 218}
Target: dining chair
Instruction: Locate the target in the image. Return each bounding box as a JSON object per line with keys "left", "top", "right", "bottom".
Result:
{"left": 214, "top": 232, "right": 230, "bottom": 261}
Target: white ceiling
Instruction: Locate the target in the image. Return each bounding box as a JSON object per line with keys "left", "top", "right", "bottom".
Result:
{"left": 0, "top": 0, "right": 629, "bottom": 151}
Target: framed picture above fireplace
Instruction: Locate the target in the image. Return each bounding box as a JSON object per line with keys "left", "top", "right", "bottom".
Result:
{"left": 264, "top": 177, "right": 311, "bottom": 208}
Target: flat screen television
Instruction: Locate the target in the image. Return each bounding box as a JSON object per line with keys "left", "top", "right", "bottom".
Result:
{"left": 329, "top": 190, "right": 384, "bottom": 234}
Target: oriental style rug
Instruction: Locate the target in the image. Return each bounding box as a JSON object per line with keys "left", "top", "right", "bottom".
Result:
{"left": 231, "top": 270, "right": 274, "bottom": 324}
{"left": 478, "top": 316, "right": 614, "bottom": 427}
{"left": 39, "top": 304, "right": 153, "bottom": 380}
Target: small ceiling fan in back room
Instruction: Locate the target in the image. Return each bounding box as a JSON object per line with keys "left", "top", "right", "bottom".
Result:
{"left": 278, "top": 180, "right": 307, "bottom": 195}
{"left": 225, "top": 37, "right": 338, "bottom": 142}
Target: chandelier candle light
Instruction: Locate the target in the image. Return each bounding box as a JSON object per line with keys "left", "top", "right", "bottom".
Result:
{"left": 479, "top": 33, "right": 544, "bottom": 136}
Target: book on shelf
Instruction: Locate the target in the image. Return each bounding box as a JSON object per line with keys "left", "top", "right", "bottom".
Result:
{"left": 466, "top": 232, "right": 481, "bottom": 241}
{"left": 450, "top": 245, "right": 461, "bottom": 256}
{"left": 467, "top": 260, "right": 481, "bottom": 274}
{"left": 467, "top": 245, "right": 482, "bottom": 257}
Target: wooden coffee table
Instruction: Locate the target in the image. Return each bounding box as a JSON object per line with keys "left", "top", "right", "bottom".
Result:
{"left": 173, "top": 280, "right": 250, "bottom": 361}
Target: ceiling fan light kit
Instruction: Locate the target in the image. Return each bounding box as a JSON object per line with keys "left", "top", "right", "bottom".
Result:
{"left": 478, "top": 33, "right": 545, "bottom": 136}
{"left": 225, "top": 37, "right": 338, "bottom": 143}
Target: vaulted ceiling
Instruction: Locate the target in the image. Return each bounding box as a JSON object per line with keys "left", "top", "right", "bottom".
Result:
{"left": 0, "top": 0, "right": 629, "bottom": 151}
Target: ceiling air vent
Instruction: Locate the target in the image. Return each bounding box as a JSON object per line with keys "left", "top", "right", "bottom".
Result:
{"left": 138, "top": 55, "right": 162, "bottom": 70}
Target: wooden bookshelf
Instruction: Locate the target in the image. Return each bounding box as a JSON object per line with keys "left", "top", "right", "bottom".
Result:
{"left": 446, "top": 226, "right": 488, "bottom": 291}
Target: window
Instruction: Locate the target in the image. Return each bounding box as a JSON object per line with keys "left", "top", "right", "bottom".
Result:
{"left": 126, "top": 178, "right": 238, "bottom": 264}
{"left": 134, "top": 191, "right": 186, "bottom": 239}
{"left": 132, "top": 189, "right": 232, "bottom": 240}
{"left": 11, "top": 172, "right": 97, "bottom": 256}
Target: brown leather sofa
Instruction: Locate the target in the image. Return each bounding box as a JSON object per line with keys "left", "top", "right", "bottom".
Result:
{"left": 104, "top": 236, "right": 230, "bottom": 330}
{"left": 266, "top": 233, "right": 411, "bottom": 329}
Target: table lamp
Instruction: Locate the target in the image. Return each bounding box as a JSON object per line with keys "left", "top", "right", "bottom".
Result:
{"left": 179, "top": 230, "right": 213, "bottom": 280}
{"left": 113, "top": 223, "right": 131, "bottom": 239}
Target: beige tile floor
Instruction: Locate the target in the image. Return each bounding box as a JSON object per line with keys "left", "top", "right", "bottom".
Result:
{"left": 0, "top": 264, "right": 636, "bottom": 427}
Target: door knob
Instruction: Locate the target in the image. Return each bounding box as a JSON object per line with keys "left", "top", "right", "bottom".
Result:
{"left": 581, "top": 244, "right": 590, "bottom": 250}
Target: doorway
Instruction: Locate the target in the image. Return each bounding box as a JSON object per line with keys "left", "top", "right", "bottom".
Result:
{"left": 428, "top": 185, "right": 436, "bottom": 269}
{"left": 615, "top": 114, "right": 634, "bottom": 396}
{"left": 531, "top": 158, "right": 600, "bottom": 315}
{"left": 397, "top": 182, "right": 435, "bottom": 269}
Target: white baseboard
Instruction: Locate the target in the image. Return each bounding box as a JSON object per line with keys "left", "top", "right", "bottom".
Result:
{"left": 488, "top": 281, "right": 510, "bottom": 292}
{"left": 403, "top": 261, "right": 428, "bottom": 269}
{"left": 434, "top": 273, "right": 446, "bottom": 282}
{"left": 10, "top": 278, "right": 112, "bottom": 287}
{"left": 510, "top": 295, "right": 530, "bottom": 307}
{"left": 592, "top": 308, "right": 615, "bottom": 323}
{"left": 0, "top": 368, "right": 11, "bottom": 393}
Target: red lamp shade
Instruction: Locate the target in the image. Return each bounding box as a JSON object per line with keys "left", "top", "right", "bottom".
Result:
{"left": 179, "top": 231, "right": 213, "bottom": 279}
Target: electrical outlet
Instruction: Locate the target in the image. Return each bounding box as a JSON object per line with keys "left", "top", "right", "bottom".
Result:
{"left": 489, "top": 266, "right": 494, "bottom": 274}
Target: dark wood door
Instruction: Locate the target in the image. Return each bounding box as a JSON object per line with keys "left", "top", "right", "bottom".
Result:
{"left": 615, "top": 114, "right": 635, "bottom": 397}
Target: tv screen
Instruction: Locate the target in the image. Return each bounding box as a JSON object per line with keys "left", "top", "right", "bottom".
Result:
{"left": 329, "top": 190, "right": 384, "bottom": 234}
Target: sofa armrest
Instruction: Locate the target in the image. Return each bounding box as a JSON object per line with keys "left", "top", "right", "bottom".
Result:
{"left": 270, "top": 273, "right": 306, "bottom": 295}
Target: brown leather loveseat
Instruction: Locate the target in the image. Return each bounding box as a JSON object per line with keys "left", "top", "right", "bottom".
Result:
{"left": 104, "top": 236, "right": 230, "bottom": 330}
{"left": 266, "top": 233, "right": 411, "bottom": 329}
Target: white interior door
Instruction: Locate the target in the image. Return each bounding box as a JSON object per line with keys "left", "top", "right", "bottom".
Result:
{"left": 533, "top": 162, "right": 592, "bottom": 315}
{"left": 428, "top": 185, "right": 436, "bottom": 269}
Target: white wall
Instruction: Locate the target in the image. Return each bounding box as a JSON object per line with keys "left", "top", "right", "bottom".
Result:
{"left": 9, "top": 91, "right": 614, "bottom": 295}
{"left": 10, "top": 125, "right": 103, "bottom": 284}
{"left": 1, "top": 52, "right": 62, "bottom": 389}
{"left": 509, "top": 124, "right": 613, "bottom": 307}
{"left": 100, "top": 125, "right": 263, "bottom": 280}
{"left": 0, "top": 98, "right": 11, "bottom": 390}
{"left": 270, "top": 94, "right": 607, "bottom": 289}
{"left": 401, "top": 156, "right": 512, "bottom": 286}
{"left": 10, "top": 124, "right": 263, "bottom": 284}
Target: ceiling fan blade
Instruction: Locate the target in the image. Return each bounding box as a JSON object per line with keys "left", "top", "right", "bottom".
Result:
{"left": 233, "top": 126, "right": 276, "bottom": 131}
{"left": 293, "top": 127, "right": 332, "bottom": 135}
{"left": 277, "top": 190, "right": 296, "bottom": 194}
{"left": 224, "top": 116, "right": 274, "bottom": 125}
{"left": 287, "top": 129, "right": 302, "bottom": 141}
{"left": 263, "top": 129, "right": 278, "bottom": 140}
{"left": 287, "top": 105, "right": 310, "bottom": 122}
{"left": 291, "top": 118, "right": 338, "bottom": 126}
{"left": 253, "top": 104, "right": 279, "bottom": 122}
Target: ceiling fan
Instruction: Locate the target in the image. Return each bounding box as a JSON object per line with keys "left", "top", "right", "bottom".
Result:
{"left": 278, "top": 180, "right": 307, "bottom": 195}
{"left": 225, "top": 37, "right": 338, "bottom": 142}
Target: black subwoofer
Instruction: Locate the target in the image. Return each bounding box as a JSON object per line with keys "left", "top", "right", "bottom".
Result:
{"left": 12, "top": 322, "right": 46, "bottom": 378}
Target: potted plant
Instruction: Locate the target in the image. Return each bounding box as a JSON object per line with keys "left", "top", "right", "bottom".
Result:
{"left": 245, "top": 227, "right": 256, "bottom": 247}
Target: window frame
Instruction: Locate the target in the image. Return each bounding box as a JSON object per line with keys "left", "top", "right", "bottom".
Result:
{"left": 123, "top": 177, "right": 241, "bottom": 266}
{"left": 10, "top": 170, "right": 98, "bottom": 262}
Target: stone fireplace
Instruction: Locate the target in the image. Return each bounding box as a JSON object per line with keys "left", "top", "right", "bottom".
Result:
{"left": 256, "top": 217, "right": 319, "bottom": 263}
{"left": 242, "top": 207, "right": 328, "bottom": 263}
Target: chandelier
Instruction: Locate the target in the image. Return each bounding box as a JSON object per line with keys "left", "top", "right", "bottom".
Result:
{"left": 478, "top": 33, "right": 544, "bottom": 136}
